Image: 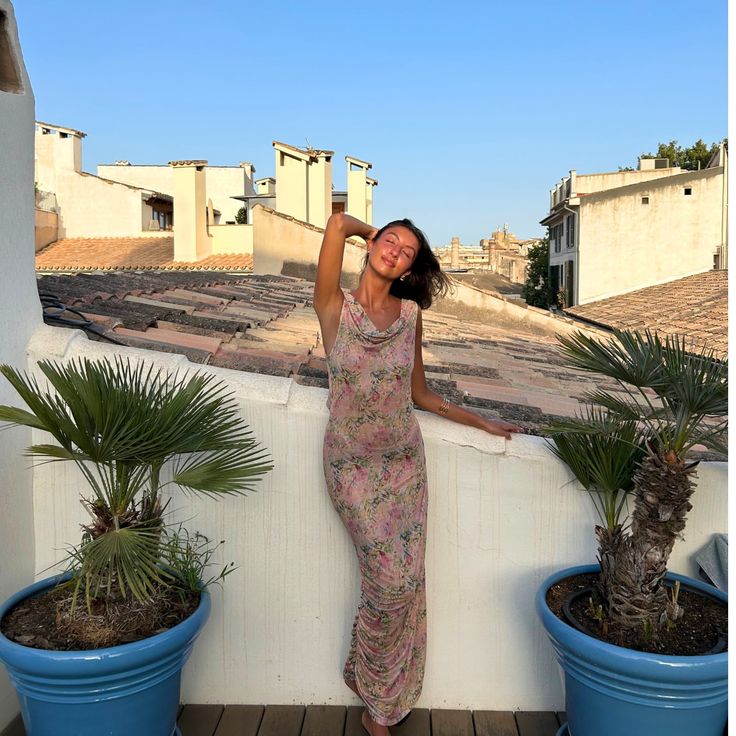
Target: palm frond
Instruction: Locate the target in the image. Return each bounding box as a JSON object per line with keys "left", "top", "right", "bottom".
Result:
{"left": 173, "top": 447, "right": 274, "bottom": 496}
{"left": 545, "top": 407, "right": 646, "bottom": 529}
{"left": 580, "top": 389, "right": 654, "bottom": 422}
{"left": 0, "top": 405, "right": 48, "bottom": 431}
{"left": 70, "top": 523, "right": 166, "bottom": 602}
{"left": 555, "top": 329, "right": 666, "bottom": 388}
{"left": 25, "top": 444, "right": 86, "bottom": 462}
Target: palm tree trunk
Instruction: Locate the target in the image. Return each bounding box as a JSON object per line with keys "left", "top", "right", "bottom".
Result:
{"left": 605, "top": 447, "right": 699, "bottom": 631}
{"left": 595, "top": 524, "right": 624, "bottom": 605}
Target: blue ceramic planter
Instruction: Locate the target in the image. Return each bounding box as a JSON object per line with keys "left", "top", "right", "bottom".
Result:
{"left": 537, "top": 564, "right": 727, "bottom": 736}
{"left": 0, "top": 574, "right": 211, "bottom": 736}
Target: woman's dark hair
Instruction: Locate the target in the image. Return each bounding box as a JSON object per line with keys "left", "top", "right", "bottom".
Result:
{"left": 367, "top": 218, "right": 450, "bottom": 309}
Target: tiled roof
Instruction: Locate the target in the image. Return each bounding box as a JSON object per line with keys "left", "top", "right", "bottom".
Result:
{"left": 35, "top": 237, "right": 253, "bottom": 272}
{"left": 35, "top": 271, "right": 634, "bottom": 437}
{"left": 565, "top": 270, "right": 727, "bottom": 360}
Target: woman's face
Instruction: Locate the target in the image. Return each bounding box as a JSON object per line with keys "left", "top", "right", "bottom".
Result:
{"left": 368, "top": 225, "right": 419, "bottom": 280}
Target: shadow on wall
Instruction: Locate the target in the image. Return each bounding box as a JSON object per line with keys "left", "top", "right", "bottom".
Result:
{"left": 252, "top": 204, "right": 365, "bottom": 284}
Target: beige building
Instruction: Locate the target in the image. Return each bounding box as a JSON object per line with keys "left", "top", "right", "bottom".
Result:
{"left": 35, "top": 121, "right": 173, "bottom": 239}
{"left": 35, "top": 122, "right": 253, "bottom": 260}
{"left": 271, "top": 141, "right": 333, "bottom": 228}
{"left": 345, "top": 155, "right": 377, "bottom": 223}
{"left": 434, "top": 227, "right": 540, "bottom": 285}
{"left": 540, "top": 151, "right": 728, "bottom": 307}
{"left": 97, "top": 160, "right": 256, "bottom": 225}
{"left": 235, "top": 142, "right": 370, "bottom": 228}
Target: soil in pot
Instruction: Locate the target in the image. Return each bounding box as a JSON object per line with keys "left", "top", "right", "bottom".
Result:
{"left": 546, "top": 572, "right": 728, "bottom": 656}
{"left": 1, "top": 583, "right": 200, "bottom": 651}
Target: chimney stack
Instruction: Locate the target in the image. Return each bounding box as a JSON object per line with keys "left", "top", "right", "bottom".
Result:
{"left": 170, "top": 160, "right": 211, "bottom": 262}
{"left": 451, "top": 236, "right": 460, "bottom": 269}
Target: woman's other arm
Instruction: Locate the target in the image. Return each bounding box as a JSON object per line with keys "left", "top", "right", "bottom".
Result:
{"left": 410, "top": 310, "right": 522, "bottom": 439}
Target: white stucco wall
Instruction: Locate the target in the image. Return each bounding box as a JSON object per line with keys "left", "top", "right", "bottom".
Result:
{"left": 26, "top": 329, "right": 728, "bottom": 713}
{"left": 35, "top": 128, "right": 82, "bottom": 193}
{"left": 0, "top": 2, "right": 40, "bottom": 728}
{"left": 347, "top": 167, "right": 368, "bottom": 221}
{"left": 438, "top": 279, "right": 607, "bottom": 339}
{"left": 34, "top": 208, "right": 57, "bottom": 251}
{"left": 97, "top": 165, "right": 255, "bottom": 224}
{"left": 577, "top": 169, "right": 723, "bottom": 304}
{"left": 306, "top": 157, "right": 332, "bottom": 228}
{"left": 43, "top": 171, "right": 147, "bottom": 239}
{"left": 209, "top": 224, "right": 253, "bottom": 254}
{"left": 275, "top": 153, "right": 309, "bottom": 222}
{"left": 574, "top": 168, "right": 682, "bottom": 195}
{"left": 96, "top": 164, "right": 171, "bottom": 196}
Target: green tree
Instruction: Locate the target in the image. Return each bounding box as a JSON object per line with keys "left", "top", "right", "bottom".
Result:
{"left": 235, "top": 206, "right": 248, "bottom": 224}
{"left": 638, "top": 138, "right": 723, "bottom": 171}
{"left": 522, "top": 237, "right": 551, "bottom": 308}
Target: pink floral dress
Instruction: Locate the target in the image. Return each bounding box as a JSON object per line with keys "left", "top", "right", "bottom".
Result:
{"left": 323, "top": 290, "right": 428, "bottom": 727}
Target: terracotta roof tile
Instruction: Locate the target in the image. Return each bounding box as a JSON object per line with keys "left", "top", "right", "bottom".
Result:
{"left": 565, "top": 270, "right": 727, "bottom": 359}
{"left": 33, "top": 271, "right": 726, "bottom": 455}
{"left": 36, "top": 237, "right": 253, "bottom": 272}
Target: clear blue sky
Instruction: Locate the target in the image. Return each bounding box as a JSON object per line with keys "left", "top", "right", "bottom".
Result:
{"left": 15, "top": 0, "right": 727, "bottom": 245}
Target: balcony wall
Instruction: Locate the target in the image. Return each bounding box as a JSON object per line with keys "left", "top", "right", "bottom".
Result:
{"left": 26, "top": 326, "right": 728, "bottom": 712}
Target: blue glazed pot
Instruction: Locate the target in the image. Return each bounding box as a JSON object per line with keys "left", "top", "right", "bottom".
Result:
{"left": 0, "top": 574, "right": 211, "bottom": 736}
{"left": 536, "top": 564, "right": 727, "bottom": 736}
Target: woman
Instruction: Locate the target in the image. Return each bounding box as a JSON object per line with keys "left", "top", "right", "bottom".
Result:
{"left": 314, "top": 213, "right": 521, "bottom": 735}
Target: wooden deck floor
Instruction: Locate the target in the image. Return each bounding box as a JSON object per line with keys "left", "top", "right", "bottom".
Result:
{"left": 1, "top": 704, "right": 567, "bottom": 736}
{"left": 176, "top": 705, "right": 566, "bottom": 736}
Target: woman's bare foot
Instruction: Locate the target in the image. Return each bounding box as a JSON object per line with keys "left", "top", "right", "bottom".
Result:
{"left": 361, "top": 709, "right": 390, "bottom": 736}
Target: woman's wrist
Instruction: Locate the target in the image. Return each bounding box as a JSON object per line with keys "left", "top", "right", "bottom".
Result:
{"left": 339, "top": 214, "right": 372, "bottom": 239}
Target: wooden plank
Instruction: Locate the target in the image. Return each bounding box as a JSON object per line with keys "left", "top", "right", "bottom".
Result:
{"left": 393, "top": 708, "right": 430, "bottom": 736}
{"left": 343, "top": 705, "right": 366, "bottom": 736}
{"left": 178, "top": 704, "right": 224, "bottom": 736}
{"left": 345, "top": 706, "right": 430, "bottom": 736}
{"left": 257, "top": 705, "right": 305, "bottom": 736}
{"left": 515, "top": 711, "right": 560, "bottom": 736}
{"left": 301, "top": 705, "right": 346, "bottom": 736}
{"left": 555, "top": 712, "right": 567, "bottom": 728}
{"left": 0, "top": 715, "right": 25, "bottom": 736}
{"left": 215, "top": 705, "right": 265, "bottom": 736}
{"left": 431, "top": 709, "right": 474, "bottom": 736}
{"left": 473, "top": 710, "right": 519, "bottom": 736}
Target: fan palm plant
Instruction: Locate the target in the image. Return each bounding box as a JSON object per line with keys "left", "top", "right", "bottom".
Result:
{"left": 546, "top": 328, "right": 727, "bottom": 635}
{"left": 0, "top": 356, "right": 273, "bottom": 610}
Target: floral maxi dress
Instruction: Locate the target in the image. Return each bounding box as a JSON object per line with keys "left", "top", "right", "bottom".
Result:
{"left": 323, "top": 291, "right": 427, "bottom": 727}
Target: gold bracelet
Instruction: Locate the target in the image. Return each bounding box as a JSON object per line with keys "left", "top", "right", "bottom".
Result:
{"left": 438, "top": 397, "right": 450, "bottom": 415}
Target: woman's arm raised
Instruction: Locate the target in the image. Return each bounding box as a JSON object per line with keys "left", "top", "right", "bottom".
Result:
{"left": 314, "top": 213, "right": 377, "bottom": 357}
{"left": 410, "top": 310, "right": 522, "bottom": 439}
{"left": 314, "top": 213, "right": 376, "bottom": 313}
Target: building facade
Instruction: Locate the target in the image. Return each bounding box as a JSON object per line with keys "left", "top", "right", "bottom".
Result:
{"left": 235, "top": 144, "right": 373, "bottom": 228}
{"left": 35, "top": 121, "right": 172, "bottom": 239}
{"left": 433, "top": 227, "right": 540, "bottom": 284}
{"left": 97, "top": 161, "right": 256, "bottom": 225}
{"left": 540, "top": 151, "right": 728, "bottom": 307}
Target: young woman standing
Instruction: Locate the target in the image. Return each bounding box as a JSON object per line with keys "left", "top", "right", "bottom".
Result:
{"left": 314, "top": 213, "right": 520, "bottom": 735}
